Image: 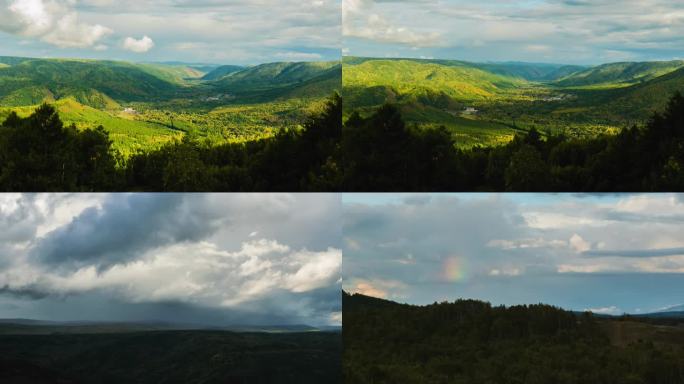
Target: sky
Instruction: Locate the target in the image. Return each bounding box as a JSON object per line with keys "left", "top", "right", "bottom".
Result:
{"left": 343, "top": 193, "right": 684, "bottom": 316}
{"left": 343, "top": 0, "right": 684, "bottom": 65}
{"left": 0, "top": 0, "right": 341, "bottom": 65}
{"left": 0, "top": 193, "right": 342, "bottom": 326}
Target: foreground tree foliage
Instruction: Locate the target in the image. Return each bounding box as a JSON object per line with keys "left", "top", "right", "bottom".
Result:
{"left": 343, "top": 292, "right": 684, "bottom": 384}
{"left": 0, "top": 94, "right": 341, "bottom": 191}
{"left": 342, "top": 91, "right": 684, "bottom": 191}
{"left": 1, "top": 91, "right": 683, "bottom": 191}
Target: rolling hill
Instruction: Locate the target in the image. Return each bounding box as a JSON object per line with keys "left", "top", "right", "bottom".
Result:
{"left": 344, "top": 292, "right": 684, "bottom": 384}
{"left": 555, "top": 60, "right": 684, "bottom": 88}
{"left": 605, "top": 66, "right": 684, "bottom": 118}
{"left": 343, "top": 58, "right": 526, "bottom": 103}
{"left": 0, "top": 58, "right": 183, "bottom": 107}
{"left": 343, "top": 56, "right": 684, "bottom": 147}
{"left": 201, "top": 65, "right": 246, "bottom": 80}
{"left": 0, "top": 56, "right": 341, "bottom": 156}
{"left": 216, "top": 61, "right": 341, "bottom": 91}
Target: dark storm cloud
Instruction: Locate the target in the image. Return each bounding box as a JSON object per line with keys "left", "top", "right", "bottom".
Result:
{"left": 30, "top": 194, "right": 226, "bottom": 270}
{"left": 0, "top": 194, "right": 341, "bottom": 326}
{"left": 0, "top": 285, "right": 49, "bottom": 300}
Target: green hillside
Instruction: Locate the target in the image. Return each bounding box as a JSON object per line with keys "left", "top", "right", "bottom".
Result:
{"left": 555, "top": 60, "right": 684, "bottom": 88}
{"left": 202, "top": 65, "right": 245, "bottom": 80}
{"left": 605, "top": 66, "right": 684, "bottom": 118}
{"left": 217, "top": 61, "right": 341, "bottom": 91}
{"left": 475, "top": 62, "right": 585, "bottom": 81}
{"left": 344, "top": 56, "right": 684, "bottom": 147}
{"left": 0, "top": 56, "right": 340, "bottom": 158}
{"left": 343, "top": 59, "right": 526, "bottom": 102}
{"left": 0, "top": 58, "right": 181, "bottom": 106}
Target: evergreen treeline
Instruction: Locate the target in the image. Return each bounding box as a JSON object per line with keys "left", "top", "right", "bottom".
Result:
{"left": 343, "top": 92, "right": 684, "bottom": 191}
{"left": 0, "top": 94, "right": 341, "bottom": 192}
{"left": 2, "top": 91, "right": 684, "bottom": 191}
{"left": 343, "top": 292, "right": 684, "bottom": 384}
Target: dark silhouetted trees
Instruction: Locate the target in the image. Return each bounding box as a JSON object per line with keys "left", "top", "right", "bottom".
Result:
{"left": 343, "top": 292, "right": 684, "bottom": 384}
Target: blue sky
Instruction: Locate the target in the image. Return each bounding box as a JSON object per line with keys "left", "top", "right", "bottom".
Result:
{"left": 343, "top": 0, "right": 684, "bottom": 65}
{"left": 0, "top": 0, "right": 341, "bottom": 65}
{"left": 343, "top": 193, "right": 684, "bottom": 315}
{"left": 0, "top": 194, "right": 342, "bottom": 326}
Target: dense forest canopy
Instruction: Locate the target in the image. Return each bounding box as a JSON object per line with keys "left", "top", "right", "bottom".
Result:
{"left": 343, "top": 292, "right": 684, "bottom": 384}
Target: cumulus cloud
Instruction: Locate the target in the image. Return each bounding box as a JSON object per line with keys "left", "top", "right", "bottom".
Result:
{"left": 343, "top": 0, "right": 440, "bottom": 47}
{"left": 122, "top": 35, "right": 154, "bottom": 53}
{"left": 342, "top": 0, "right": 684, "bottom": 64}
{"left": 0, "top": 194, "right": 342, "bottom": 326}
{"left": 2, "top": 0, "right": 341, "bottom": 63}
{"left": 0, "top": 0, "right": 112, "bottom": 48}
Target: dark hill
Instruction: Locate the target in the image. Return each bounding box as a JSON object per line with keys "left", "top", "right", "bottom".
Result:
{"left": 344, "top": 292, "right": 684, "bottom": 384}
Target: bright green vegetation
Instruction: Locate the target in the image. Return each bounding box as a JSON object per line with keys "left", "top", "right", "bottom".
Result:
{"left": 0, "top": 56, "right": 340, "bottom": 157}
{"left": 0, "top": 326, "right": 341, "bottom": 384}
{"left": 343, "top": 56, "right": 684, "bottom": 148}
{"left": 0, "top": 94, "right": 342, "bottom": 191}
{"left": 342, "top": 93, "right": 684, "bottom": 191}
{"left": 556, "top": 60, "right": 684, "bottom": 88}
{"left": 344, "top": 292, "right": 684, "bottom": 384}
{"left": 202, "top": 65, "right": 245, "bottom": 80}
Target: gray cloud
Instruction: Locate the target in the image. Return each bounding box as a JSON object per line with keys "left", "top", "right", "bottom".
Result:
{"left": 343, "top": 0, "right": 684, "bottom": 64}
{"left": 1, "top": 0, "right": 340, "bottom": 63}
{"left": 31, "top": 194, "right": 225, "bottom": 270}
{"left": 0, "top": 194, "right": 341, "bottom": 326}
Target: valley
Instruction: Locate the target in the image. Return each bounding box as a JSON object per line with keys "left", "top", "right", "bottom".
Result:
{"left": 343, "top": 57, "right": 684, "bottom": 148}
{"left": 0, "top": 56, "right": 341, "bottom": 157}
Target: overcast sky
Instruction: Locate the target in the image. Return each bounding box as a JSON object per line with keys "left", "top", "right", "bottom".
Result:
{"left": 343, "top": 0, "right": 684, "bottom": 65}
{"left": 343, "top": 193, "right": 684, "bottom": 316}
{"left": 0, "top": 194, "right": 341, "bottom": 326}
{"left": 0, "top": 0, "right": 341, "bottom": 64}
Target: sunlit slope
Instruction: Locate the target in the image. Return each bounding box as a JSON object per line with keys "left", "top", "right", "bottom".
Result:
{"left": 0, "top": 98, "right": 182, "bottom": 155}
{"left": 201, "top": 65, "right": 245, "bottom": 80}
{"left": 0, "top": 58, "right": 184, "bottom": 107}
{"left": 217, "top": 61, "right": 341, "bottom": 91}
{"left": 605, "top": 66, "right": 684, "bottom": 118}
{"left": 555, "top": 60, "right": 684, "bottom": 88}
{"left": 343, "top": 58, "right": 527, "bottom": 103}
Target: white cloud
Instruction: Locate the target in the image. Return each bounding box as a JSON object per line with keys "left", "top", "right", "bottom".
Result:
{"left": 1, "top": 238, "right": 341, "bottom": 309}
{"left": 122, "top": 35, "right": 154, "bottom": 53}
{"left": 569, "top": 234, "right": 591, "bottom": 253}
{"left": 585, "top": 305, "right": 622, "bottom": 315}
{"left": 344, "top": 277, "right": 407, "bottom": 299}
{"left": 343, "top": 0, "right": 440, "bottom": 47}
{"left": 0, "top": 0, "right": 113, "bottom": 48}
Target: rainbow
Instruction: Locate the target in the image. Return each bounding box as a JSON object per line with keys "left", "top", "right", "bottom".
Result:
{"left": 442, "top": 256, "right": 467, "bottom": 282}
